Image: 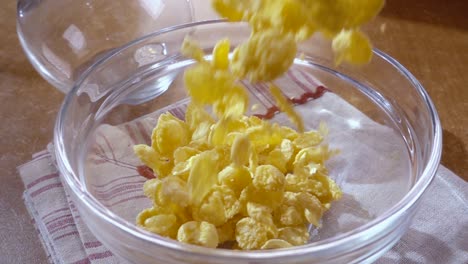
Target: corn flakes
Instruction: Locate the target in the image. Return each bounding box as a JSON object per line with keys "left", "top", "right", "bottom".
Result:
{"left": 160, "top": 176, "right": 190, "bottom": 208}
{"left": 214, "top": 0, "right": 383, "bottom": 82}
{"left": 177, "top": 221, "right": 219, "bottom": 248}
{"left": 193, "top": 185, "right": 240, "bottom": 226}
{"left": 278, "top": 226, "right": 310, "bottom": 246}
{"left": 261, "top": 239, "right": 293, "bottom": 249}
{"left": 218, "top": 165, "right": 252, "bottom": 195}
{"left": 136, "top": 207, "right": 180, "bottom": 239}
{"left": 133, "top": 144, "right": 172, "bottom": 177}
{"left": 231, "top": 29, "right": 297, "bottom": 82}
{"left": 133, "top": 0, "right": 385, "bottom": 250}
{"left": 270, "top": 84, "right": 305, "bottom": 132}
{"left": 153, "top": 113, "right": 191, "bottom": 157}
{"left": 216, "top": 217, "right": 238, "bottom": 244}
{"left": 187, "top": 150, "right": 221, "bottom": 206}
{"left": 235, "top": 217, "right": 275, "bottom": 250}
{"left": 136, "top": 108, "right": 341, "bottom": 249}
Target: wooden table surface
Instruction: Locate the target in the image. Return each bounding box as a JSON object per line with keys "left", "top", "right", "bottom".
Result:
{"left": 1, "top": 0, "right": 467, "bottom": 263}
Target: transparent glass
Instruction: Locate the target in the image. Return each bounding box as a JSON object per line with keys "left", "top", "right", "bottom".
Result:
{"left": 54, "top": 21, "right": 442, "bottom": 264}
{"left": 17, "top": 0, "right": 194, "bottom": 93}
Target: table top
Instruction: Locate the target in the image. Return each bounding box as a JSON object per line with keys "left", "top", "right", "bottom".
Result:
{"left": 1, "top": 0, "right": 467, "bottom": 263}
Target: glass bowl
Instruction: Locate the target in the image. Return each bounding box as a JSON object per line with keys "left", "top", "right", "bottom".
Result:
{"left": 17, "top": 0, "right": 194, "bottom": 93}
{"left": 54, "top": 21, "right": 442, "bottom": 264}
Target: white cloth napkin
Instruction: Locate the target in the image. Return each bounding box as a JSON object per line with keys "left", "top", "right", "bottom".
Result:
{"left": 18, "top": 72, "right": 468, "bottom": 264}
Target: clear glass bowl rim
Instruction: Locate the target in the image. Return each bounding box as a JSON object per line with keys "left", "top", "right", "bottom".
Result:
{"left": 54, "top": 20, "right": 442, "bottom": 260}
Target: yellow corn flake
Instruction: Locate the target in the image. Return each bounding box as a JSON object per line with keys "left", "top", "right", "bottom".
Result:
{"left": 171, "top": 158, "right": 193, "bottom": 181}
{"left": 136, "top": 207, "right": 158, "bottom": 227}
{"left": 211, "top": 0, "right": 251, "bottom": 22}
{"left": 230, "top": 134, "right": 251, "bottom": 167}
{"left": 261, "top": 239, "right": 293, "bottom": 249}
{"left": 253, "top": 165, "right": 285, "bottom": 192}
{"left": 296, "top": 192, "right": 324, "bottom": 227}
{"left": 245, "top": 122, "right": 283, "bottom": 147}
{"left": 184, "top": 62, "right": 234, "bottom": 105}
{"left": 153, "top": 113, "right": 191, "bottom": 157}
{"left": 136, "top": 208, "right": 180, "bottom": 239}
{"left": 278, "top": 226, "right": 310, "bottom": 246}
{"left": 248, "top": 147, "right": 259, "bottom": 173}
{"left": 212, "top": 38, "right": 231, "bottom": 70}
{"left": 177, "top": 221, "right": 219, "bottom": 248}
{"left": 293, "top": 130, "right": 323, "bottom": 149}
{"left": 191, "top": 121, "right": 212, "bottom": 142}
{"left": 276, "top": 204, "right": 304, "bottom": 226}
{"left": 293, "top": 146, "right": 331, "bottom": 176}
{"left": 194, "top": 185, "right": 240, "bottom": 226}
{"left": 255, "top": 0, "right": 313, "bottom": 41}
{"left": 276, "top": 191, "right": 324, "bottom": 227}
{"left": 216, "top": 186, "right": 241, "bottom": 220}
{"left": 227, "top": 115, "right": 250, "bottom": 131}
{"left": 142, "top": 178, "right": 162, "bottom": 202}
{"left": 187, "top": 150, "right": 221, "bottom": 206}
{"left": 280, "top": 139, "right": 295, "bottom": 161}
{"left": 213, "top": 85, "right": 249, "bottom": 119}
{"left": 278, "top": 125, "right": 299, "bottom": 141}
{"left": 209, "top": 118, "right": 247, "bottom": 147}
{"left": 133, "top": 145, "right": 173, "bottom": 177}
{"left": 270, "top": 84, "right": 305, "bottom": 132}
{"left": 285, "top": 173, "right": 322, "bottom": 194}
{"left": 216, "top": 218, "right": 237, "bottom": 244}
{"left": 208, "top": 120, "right": 229, "bottom": 146}
{"left": 143, "top": 214, "right": 179, "bottom": 238}
{"left": 311, "top": 172, "right": 343, "bottom": 205}
{"left": 246, "top": 202, "right": 271, "bottom": 219}
{"left": 187, "top": 140, "right": 211, "bottom": 152}
{"left": 160, "top": 176, "right": 190, "bottom": 208}
{"left": 181, "top": 36, "right": 205, "bottom": 62}
{"left": 266, "top": 139, "right": 295, "bottom": 174}
{"left": 245, "top": 202, "right": 279, "bottom": 239}
{"left": 235, "top": 217, "right": 276, "bottom": 250}
{"left": 218, "top": 165, "right": 252, "bottom": 195}
{"left": 185, "top": 103, "right": 215, "bottom": 132}
{"left": 193, "top": 189, "right": 226, "bottom": 226}
{"left": 215, "top": 145, "right": 233, "bottom": 168}
{"left": 232, "top": 29, "right": 297, "bottom": 83}
{"left": 267, "top": 148, "right": 288, "bottom": 174}
{"left": 247, "top": 115, "right": 263, "bottom": 127}
{"left": 240, "top": 185, "right": 283, "bottom": 211}
{"left": 173, "top": 146, "right": 200, "bottom": 164}
{"left": 182, "top": 38, "right": 247, "bottom": 116}
{"left": 284, "top": 173, "right": 305, "bottom": 193}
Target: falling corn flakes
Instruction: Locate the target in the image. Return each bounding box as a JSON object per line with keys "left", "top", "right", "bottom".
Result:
{"left": 134, "top": 42, "right": 343, "bottom": 247}
{"left": 214, "top": 0, "right": 384, "bottom": 82}
{"left": 134, "top": 0, "right": 385, "bottom": 251}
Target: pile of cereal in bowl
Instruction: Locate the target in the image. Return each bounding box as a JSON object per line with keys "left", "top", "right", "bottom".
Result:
{"left": 133, "top": 0, "right": 384, "bottom": 250}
